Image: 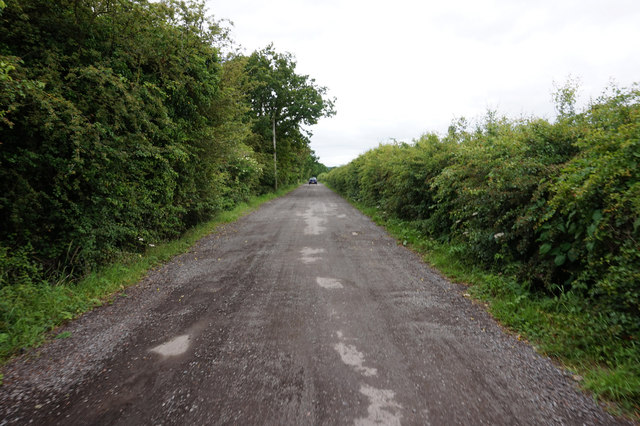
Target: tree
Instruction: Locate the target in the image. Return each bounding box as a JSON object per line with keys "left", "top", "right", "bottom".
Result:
{"left": 245, "top": 44, "right": 335, "bottom": 190}
{"left": 0, "top": 0, "right": 259, "bottom": 275}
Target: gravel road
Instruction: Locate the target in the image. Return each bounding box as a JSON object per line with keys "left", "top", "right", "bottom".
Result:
{"left": 0, "top": 184, "right": 626, "bottom": 425}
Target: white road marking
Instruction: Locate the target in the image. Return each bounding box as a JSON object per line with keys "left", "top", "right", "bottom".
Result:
{"left": 150, "top": 334, "right": 190, "bottom": 357}
{"left": 355, "top": 384, "right": 403, "bottom": 426}
{"left": 317, "top": 277, "right": 344, "bottom": 289}
{"left": 334, "top": 342, "right": 377, "bottom": 377}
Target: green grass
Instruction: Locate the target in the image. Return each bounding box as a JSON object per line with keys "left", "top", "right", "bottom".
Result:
{"left": 0, "top": 185, "right": 298, "bottom": 367}
{"left": 339, "top": 196, "right": 640, "bottom": 420}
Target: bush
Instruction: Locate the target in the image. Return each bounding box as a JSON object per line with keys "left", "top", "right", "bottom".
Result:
{"left": 325, "top": 82, "right": 640, "bottom": 352}
{"left": 538, "top": 85, "right": 640, "bottom": 333}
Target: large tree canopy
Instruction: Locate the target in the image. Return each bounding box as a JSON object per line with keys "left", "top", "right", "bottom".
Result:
{"left": 245, "top": 44, "right": 335, "bottom": 189}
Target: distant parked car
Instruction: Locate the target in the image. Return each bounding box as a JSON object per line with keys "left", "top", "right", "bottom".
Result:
{"left": 309, "top": 177, "right": 317, "bottom": 184}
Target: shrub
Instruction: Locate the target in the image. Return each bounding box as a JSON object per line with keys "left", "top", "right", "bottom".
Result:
{"left": 325, "top": 83, "right": 640, "bottom": 343}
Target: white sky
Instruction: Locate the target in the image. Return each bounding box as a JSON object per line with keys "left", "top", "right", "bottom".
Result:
{"left": 205, "top": 0, "right": 640, "bottom": 167}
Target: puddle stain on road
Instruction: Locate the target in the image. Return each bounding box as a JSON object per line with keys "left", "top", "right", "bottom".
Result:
{"left": 316, "top": 277, "right": 343, "bottom": 289}
{"left": 333, "top": 342, "right": 377, "bottom": 377}
{"left": 333, "top": 332, "right": 404, "bottom": 426}
{"left": 299, "top": 202, "right": 337, "bottom": 235}
{"left": 150, "top": 334, "right": 191, "bottom": 357}
{"left": 300, "top": 247, "right": 325, "bottom": 264}
{"left": 355, "top": 384, "right": 403, "bottom": 426}
{"left": 299, "top": 206, "right": 326, "bottom": 235}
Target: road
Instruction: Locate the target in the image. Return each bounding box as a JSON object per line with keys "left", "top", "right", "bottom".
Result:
{"left": 0, "top": 184, "right": 622, "bottom": 425}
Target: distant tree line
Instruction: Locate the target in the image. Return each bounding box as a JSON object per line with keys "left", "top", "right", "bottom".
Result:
{"left": 0, "top": 0, "right": 334, "bottom": 285}
{"left": 324, "top": 83, "right": 640, "bottom": 344}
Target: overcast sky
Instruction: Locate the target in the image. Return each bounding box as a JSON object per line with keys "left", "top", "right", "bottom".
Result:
{"left": 205, "top": 0, "right": 640, "bottom": 167}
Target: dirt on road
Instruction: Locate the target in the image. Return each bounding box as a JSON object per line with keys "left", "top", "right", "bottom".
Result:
{"left": 0, "top": 184, "right": 626, "bottom": 425}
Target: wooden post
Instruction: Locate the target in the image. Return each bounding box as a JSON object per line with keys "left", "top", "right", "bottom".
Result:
{"left": 272, "top": 115, "right": 277, "bottom": 191}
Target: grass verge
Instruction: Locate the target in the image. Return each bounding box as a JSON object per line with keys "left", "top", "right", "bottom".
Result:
{"left": 341, "top": 195, "right": 639, "bottom": 420}
{"left": 0, "top": 185, "right": 298, "bottom": 369}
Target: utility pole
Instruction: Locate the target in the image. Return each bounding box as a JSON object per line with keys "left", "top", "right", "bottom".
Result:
{"left": 272, "top": 114, "right": 277, "bottom": 191}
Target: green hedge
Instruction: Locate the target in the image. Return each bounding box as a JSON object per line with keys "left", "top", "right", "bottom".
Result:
{"left": 325, "top": 84, "right": 640, "bottom": 343}
{"left": 0, "top": 0, "right": 330, "bottom": 284}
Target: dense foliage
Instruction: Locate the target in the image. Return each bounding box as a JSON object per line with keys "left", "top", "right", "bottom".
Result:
{"left": 0, "top": 1, "right": 331, "bottom": 290}
{"left": 325, "top": 84, "right": 640, "bottom": 379}
{"left": 245, "top": 44, "right": 335, "bottom": 190}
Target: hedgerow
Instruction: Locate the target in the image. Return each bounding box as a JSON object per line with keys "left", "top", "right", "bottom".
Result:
{"left": 325, "top": 83, "right": 640, "bottom": 411}
{"left": 0, "top": 0, "right": 331, "bottom": 359}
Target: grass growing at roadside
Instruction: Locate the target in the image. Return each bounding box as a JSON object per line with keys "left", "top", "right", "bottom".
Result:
{"left": 0, "top": 185, "right": 298, "bottom": 367}
{"left": 348, "top": 199, "right": 640, "bottom": 419}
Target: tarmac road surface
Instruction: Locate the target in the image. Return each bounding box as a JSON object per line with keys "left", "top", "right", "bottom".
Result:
{"left": 0, "top": 184, "right": 624, "bottom": 425}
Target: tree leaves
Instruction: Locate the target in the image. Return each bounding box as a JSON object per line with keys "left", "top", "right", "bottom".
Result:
{"left": 0, "top": 0, "right": 333, "bottom": 282}
{"left": 245, "top": 44, "right": 335, "bottom": 189}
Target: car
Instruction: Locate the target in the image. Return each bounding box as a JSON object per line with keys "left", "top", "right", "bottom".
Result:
{"left": 309, "top": 177, "right": 317, "bottom": 184}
